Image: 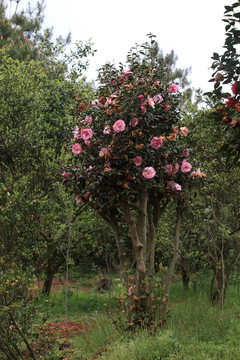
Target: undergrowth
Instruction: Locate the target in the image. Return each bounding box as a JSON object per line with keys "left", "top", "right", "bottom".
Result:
{"left": 33, "top": 276, "right": 240, "bottom": 360}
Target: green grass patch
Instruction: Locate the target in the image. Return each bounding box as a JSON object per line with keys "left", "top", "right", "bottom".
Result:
{"left": 36, "top": 277, "right": 240, "bottom": 359}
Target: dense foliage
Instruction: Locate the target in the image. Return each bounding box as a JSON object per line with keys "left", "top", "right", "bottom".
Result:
{"left": 207, "top": 1, "right": 240, "bottom": 164}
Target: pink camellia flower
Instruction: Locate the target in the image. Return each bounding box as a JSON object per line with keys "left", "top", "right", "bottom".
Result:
{"left": 133, "top": 156, "right": 143, "bottom": 166}
{"left": 81, "top": 128, "right": 93, "bottom": 140}
{"left": 167, "top": 181, "right": 181, "bottom": 191}
{"left": 73, "top": 126, "right": 81, "bottom": 139}
{"left": 147, "top": 96, "right": 155, "bottom": 108}
{"left": 180, "top": 149, "right": 190, "bottom": 157}
{"left": 153, "top": 80, "right": 160, "bottom": 85}
{"left": 165, "top": 163, "right": 179, "bottom": 176}
{"left": 83, "top": 191, "right": 91, "bottom": 199}
{"left": 105, "top": 95, "right": 117, "bottom": 107}
{"left": 62, "top": 172, "right": 70, "bottom": 177}
{"left": 103, "top": 125, "right": 111, "bottom": 134}
{"left": 150, "top": 136, "right": 164, "bottom": 149}
{"left": 113, "top": 119, "right": 126, "bottom": 132}
{"left": 105, "top": 97, "right": 112, "bottom": 107}
{"left": 85, "top": 116, "right": 93, "bottom": 125}
{"left": 142, "top": 167, "right": 156, "bottom": 179}
{"left": 169, "top": 83, "right": 179, "bottom": 93}
{"left": 180, "top": 127, "right": 189, "bottom": 136}
{"left": 128, "top": 286, "right": 133, "bottom": 296}
{"left": 91, "top": 99, "right": 99, "bottom": 107}
{"left": 85, "top": 165, "right": 93, "bottom": 173}
{"left": 129, "top": 117, "right": 138, "bottom": 127}
{"left": 75, "top": 195, "right": 83, "bottom": 203}
{"left": 99, "top": 147, "right": 111, "bottom": 157}
{"left": 174, "top": 183, "right": 182, "bottom": 191}
{"left": 138, "top": 94, "right": 144, "bottom": 101}
{"left": 122, "top": 70, "right": 132, "bottom": 78}
{"left": 84, "top": 139, "right": 91, "bottom": 146}
{"left": 138, "top": 78, "right": 145, "bottom": 86}
{"left": 164, "top": 104, "right": 171, "bottom": 111}
{"left": 181, "top": 161, "right": 192, "bottom": 173}
{"left": 173, "top": 163, "right": 179, "bottom": 174}
{"left": 72, "top": 143, "right": 82, "bottom": 155}
{"left": 153, "top": 94, "right": 163, "bottom": 103}
{"left": 191, "top": 170, "right": 196, "bottom": 178}
{"left": 140, "top": 102, "right": 146, "bottom": 114}
{"left": 172, "top": 126, "right": 179, "bottom": 134}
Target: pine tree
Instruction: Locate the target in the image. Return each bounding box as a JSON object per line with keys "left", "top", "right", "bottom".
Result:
{"left": 0, "top": 0, "right": 71, "bottom": 61}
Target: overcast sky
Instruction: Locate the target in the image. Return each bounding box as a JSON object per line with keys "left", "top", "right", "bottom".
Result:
{"left": 17, "top": 0, "right": 233, "bottom": 91}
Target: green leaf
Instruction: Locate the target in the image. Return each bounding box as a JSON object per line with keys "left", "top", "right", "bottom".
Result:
{"left": 224, "top": 5, "right": 233, "bottom": 13}
{"left": 232, "top": 2, "right": 240, "bottom": 8}
{"left": 225, "top": 24, "right": 231, "bottom": 31}
{"left": 211, "top": 53, "right": 220, "bottom": 60}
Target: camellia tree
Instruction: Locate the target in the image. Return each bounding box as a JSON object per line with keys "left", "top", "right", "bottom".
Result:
{"left": 65, "top": 35, "right": 204, "bottom": 323}
{"left": 207, "top": 1, "right": 240, "bottom": 164}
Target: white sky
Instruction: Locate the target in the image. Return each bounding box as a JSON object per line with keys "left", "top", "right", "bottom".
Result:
{"left": 17, "top": 0, "right": 233, "bottom": 91}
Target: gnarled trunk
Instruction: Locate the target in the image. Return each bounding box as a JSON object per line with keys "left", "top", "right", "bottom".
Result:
{"left": 120, "top": 191, "right": 147, "bottom": 294}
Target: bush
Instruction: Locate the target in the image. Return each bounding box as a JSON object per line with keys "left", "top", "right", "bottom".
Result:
{"left": 0, "top": 265, "right": 62, "bottom": 359}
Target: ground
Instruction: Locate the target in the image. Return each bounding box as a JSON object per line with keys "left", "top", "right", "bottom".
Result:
{"left": 33, "top": 279, "right": 93, "bottom": 359}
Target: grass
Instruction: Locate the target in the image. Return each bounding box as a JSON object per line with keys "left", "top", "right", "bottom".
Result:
{"left": 37, "top": 276, "right": 240, "bottom": 359}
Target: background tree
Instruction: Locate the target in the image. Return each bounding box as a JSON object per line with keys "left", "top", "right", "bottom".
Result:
{"left": 177, "top": 98, "right": 240, "bottom": 306}
{"left": 0, "top": 0, "right": 72, "bottom": 62}
{"left": 0, "top": 6, "right": 95, "bottom": 294}
{"left": 207, "top": 1, "right": 240, "bottom": 164}
{"left": 147, "top": 42, "right": 192, "bottom": 90}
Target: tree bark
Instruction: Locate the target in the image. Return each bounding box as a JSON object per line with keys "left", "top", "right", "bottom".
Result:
{"left": 211, "top": 264, "right": 225, "bottom": 306}
{"left": 147, "top": 208, "right": 156, "bottom": 274}
{"left": 146, "top": 194, "right": 168, "bottom": 274}
{"left": 160, "top": 201, "right": 182, "bottom": 322}
{"left": 181, "top": 259, "right": 190, "bottom": 291}
{"left": 120, "top": 194, "right": 147, "bottom": 294}
{"left": 137, "top": 189, "right": 148, "bottom": 258}
{"left": 42, "top": 259, "right": 64, "bottom": 295}
{"left": 210, "top": 247, "right": 240, "bottom": 307}
{"left": 42, "top": 265, "right": 55, "bottom": 295}
{"left": 106, "top": 217, "right": 128, "bottom": 284}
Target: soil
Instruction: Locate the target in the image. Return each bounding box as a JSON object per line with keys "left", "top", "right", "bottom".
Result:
{"left": 44, "top": 320, "right": 90, "bottom": 338}
{"left": 33, "top": 278, "right": 80, "bottom": 293}
{"left": 32, "top": 279, "right": 93, "bottom": 359}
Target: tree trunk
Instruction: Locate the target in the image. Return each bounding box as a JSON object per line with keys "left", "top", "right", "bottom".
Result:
{"left": 209, "top": 246, "right": 240, "bottom": 308}
{"left": 181, "top": 259, "right": 190, "bottom": 291}
{"left": 146, "top": 210, "right": 156, "bottom": 275}
{"left": 42, "top": 265, "right": 55, "bottom": 295}
{"left": 160, "top": 201, "right": 182, "bottom": 323}
{"left": 105, "top": 217, "right": 128, "bottom": 284}
{"left": 210, "top": 264, "right": 225, "bottom": 306}
{"left": 146, "top": 194, "right": 168, "bottom": 274}
{"left": 121, "top": 194, "right": 147, "bottom": 294}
